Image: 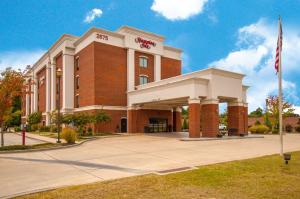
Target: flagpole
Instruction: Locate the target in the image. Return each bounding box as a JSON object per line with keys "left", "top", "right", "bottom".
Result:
{"left": 278, "top": 16, "right": 283, "bottom": 156}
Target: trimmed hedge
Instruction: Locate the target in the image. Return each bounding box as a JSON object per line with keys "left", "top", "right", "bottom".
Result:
{"left": 249, "top": 125, "right": 270, "bottom": 134}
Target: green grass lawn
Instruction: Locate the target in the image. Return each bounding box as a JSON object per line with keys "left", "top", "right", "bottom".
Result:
{"left": 18, "top": 151, "right": 300, "bottom": 199}
{"left": 30, "top": 131, "right": 117, "bottom": 141}
{"left": 0, "top": 143, "right": 65, "bottom": 151}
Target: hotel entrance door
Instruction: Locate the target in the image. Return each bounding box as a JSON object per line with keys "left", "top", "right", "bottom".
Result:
{"left": 148, "top": 118, "right": 168, "bottom": 132}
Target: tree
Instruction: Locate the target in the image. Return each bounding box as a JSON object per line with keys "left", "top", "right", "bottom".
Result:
{"left": 266, "top": 95, "right": 295, "bottom": 130}
{"left": 27, "top": 112, "right": 42, "bottom": 126}
{"left": 93, "top": 111, "right": 111, "bottom": 133}
{"left": 219, "top": 109, "right": 228, "bottom": 126}
{"left": 249, "top": 107, "right": 263, "bottom": 117}
{"left": 0, "top": 68, "right": 27, "bottom": 146}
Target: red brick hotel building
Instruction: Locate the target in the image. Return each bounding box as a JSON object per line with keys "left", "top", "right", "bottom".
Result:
{"left": 22, "top": 26, "right": 249, "bottom": 138}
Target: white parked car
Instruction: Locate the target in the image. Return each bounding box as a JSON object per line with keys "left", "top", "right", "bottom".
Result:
{"left": 219, "top": 124, "right": 227, "bottom": 131}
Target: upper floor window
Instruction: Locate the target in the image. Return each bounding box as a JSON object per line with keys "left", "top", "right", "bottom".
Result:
{"left": 139, "top": 56, "right": 148, "bottom": 68}
{"left": 76, "top": 76, "right": 80, "bottom": 89}
{"left": 75, "top": 57, "right": 79, "bottom": 70}
{"left": 139, "top": 75, "right": 148, "bottom": 85}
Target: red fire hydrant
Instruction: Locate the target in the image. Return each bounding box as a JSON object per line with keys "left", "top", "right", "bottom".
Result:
{"left": 22, "top": 127, "right": 26, "bottom": 146}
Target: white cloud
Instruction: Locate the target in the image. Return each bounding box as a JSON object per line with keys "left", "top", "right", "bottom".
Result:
{"left": 209, "top": 18, "right": 300, "bottom": 112}
{"left": 293, "top": 106, "right": 300, "bottom": 115}
{"left": 151, "top": 0, "right": 209, "bottom": 21}
{"left": 84, "top": 8, "right": 102, "bottom": 23}
{"left": 182, "top": 53, "right": 192, "bottom": 73}
{"left": 0, "top": 50, "right": 45, "bottom": 72}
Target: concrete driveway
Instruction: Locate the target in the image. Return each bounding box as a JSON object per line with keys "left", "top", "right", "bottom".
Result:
{"left": 1, "top": 133, "right": 300, "bottom": 198}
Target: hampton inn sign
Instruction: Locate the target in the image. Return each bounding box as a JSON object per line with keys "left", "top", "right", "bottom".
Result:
{"left": 22, "top": 25, "right": 248, "bottom": 138}
{"left": 135, "top": 37, "right": 156, "bottom": 49}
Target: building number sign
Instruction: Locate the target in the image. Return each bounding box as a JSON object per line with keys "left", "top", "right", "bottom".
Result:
{"left": 96, "top": 33, "right": 108, "bottom": 40}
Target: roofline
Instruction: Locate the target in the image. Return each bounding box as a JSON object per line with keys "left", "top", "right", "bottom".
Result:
{"left": 163, "top": 45, "right": 182, "bottom": 53}
{"left": 26, "top": 34, "right": 78, "bottom": 75}
{"left": 181, "top": 67, "right": 245, "bottom": 79}
{"left": 208, "top": 67, "right": 246, "bottom": 78}
{"left": 117, "top": 25, "right": 165, "bottom": 41}
{"left": 74, "top": 27, "right": 125, "bottom": 46}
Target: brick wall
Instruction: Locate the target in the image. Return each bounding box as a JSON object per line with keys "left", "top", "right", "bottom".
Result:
{"left": 36, "top": 67, "right": 46, "bottom": 113}
{"left": 135, "top": 51, "right": 154, "bottom": 86}
{"left": 94, "top": 42, "right": 127, "bottom": 106}
{"left": 74, "top": 43, "right": 95, "bottom": 107}
{"left": 161, "top": 56, "right": 181, "bottom": 79}
{"left": 128, "top": 109, "right": 173, "bottom": 133}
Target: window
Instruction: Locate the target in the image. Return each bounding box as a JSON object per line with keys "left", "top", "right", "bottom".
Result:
{"left": 75, "top": 57, "right": 79, "bottom": 70}
{"left": 139, "top": 56, "right": 148, "bottom": 68}
{"left": 76, "top": 76, "right": 80, "bottom": 89}
{"left": 139, "top": 76, "right": 148, "bottom": 85}
{"left": 75, "top": 95, "right": 80, "bottom": 108}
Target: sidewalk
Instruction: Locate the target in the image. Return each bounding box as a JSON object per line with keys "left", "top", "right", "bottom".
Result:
{"left": 16, "top": 132, "right": 63, "bottom": 143}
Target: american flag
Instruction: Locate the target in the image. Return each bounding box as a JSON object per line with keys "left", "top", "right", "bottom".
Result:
{"left": 275, "top": 17, "right": 282, "bottom": 74}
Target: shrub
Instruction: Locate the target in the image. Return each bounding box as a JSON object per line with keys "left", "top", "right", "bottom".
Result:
{"left": 182, "top": 118, "right": 188, "bottom": 130}
{"left": 31, "top": 124, "right": 39, "bottom": 132}
{"left": 256, "top": 125, "right": 269, "bottom": 134}
{"left": 285, "top": 124, "right": 293, "bottom": 133}
{"left": 14, "top": 126, "right": 21, "bottom": 132}
{"left": 87, "top": 127, "right": 93, "bottom": 136}
{"left": 272, "top": 129, "right": 279, "bottom": 134}
{"left": 295, "top": 126, "right": 300, "bottom": 133}
{"left": 255, "top": 120, "right": 261, "bottom": 125}
{"left": 39, "top": 125, "right": 51, "bottom": 132}
{"left": 61, "top": 127, "right": 77, "bottom": 144}
{"left": 50, "top": 125, "right": 58, "bottom": 133}
{"left": 249, "top": 125, "right": 269, "bottom": 134}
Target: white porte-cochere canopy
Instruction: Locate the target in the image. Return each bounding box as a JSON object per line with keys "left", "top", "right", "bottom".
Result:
{"left": 128, "top": 67, "right": 248, "bottom": 108}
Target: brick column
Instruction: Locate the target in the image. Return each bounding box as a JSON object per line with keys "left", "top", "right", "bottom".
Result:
{"left": 244, "top": 104, "right": 248, "bottom": 134}
{"left": 188, "top": 99, "right": 201, "bottom": 138}
{"left": 127, "top": 107, "right": 138, "bottom": 133}
{"left": 228, "top": 102, "right": 245, "bottom": 135}
{"left": 201, "top": 100, "right": 219, "bottom": 137}
{"left": 173, "top": 107, "right": 182, "bottom": 132}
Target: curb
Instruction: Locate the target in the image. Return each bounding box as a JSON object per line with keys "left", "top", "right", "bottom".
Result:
{"left": 180, "top": 135, "right": 264, "bottom": 141}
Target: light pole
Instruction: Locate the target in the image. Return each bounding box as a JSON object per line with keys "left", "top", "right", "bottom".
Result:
{"left": 56, "top": 68, "right": 62, "bottom": 143}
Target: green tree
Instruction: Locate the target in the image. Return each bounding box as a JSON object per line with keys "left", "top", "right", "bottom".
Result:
{"left": 182, "top": 118, "right": 188, "bottom": 130}
{"left": 219, "top": 109, "right": 228, "bottom": 126}
{"left": 93, "top": 111, "right": 111, "bottom": 133}
{"left": 249, "top": 107, "right": 263, "bottom": 117}
{"left": 266, "top": 95, "right": 295, "bottom": 131}
{"left": 27, "top": 112, "right": 42, "bottom": 126}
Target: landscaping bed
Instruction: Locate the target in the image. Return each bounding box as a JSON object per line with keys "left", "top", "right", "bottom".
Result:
{"left": 18, "top": 151, "right": 300, "bottom": 199}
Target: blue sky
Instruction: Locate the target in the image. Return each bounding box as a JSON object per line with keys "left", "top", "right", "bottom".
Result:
{"left": 0, "top": 0, "right": 300, "bottom": 113}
